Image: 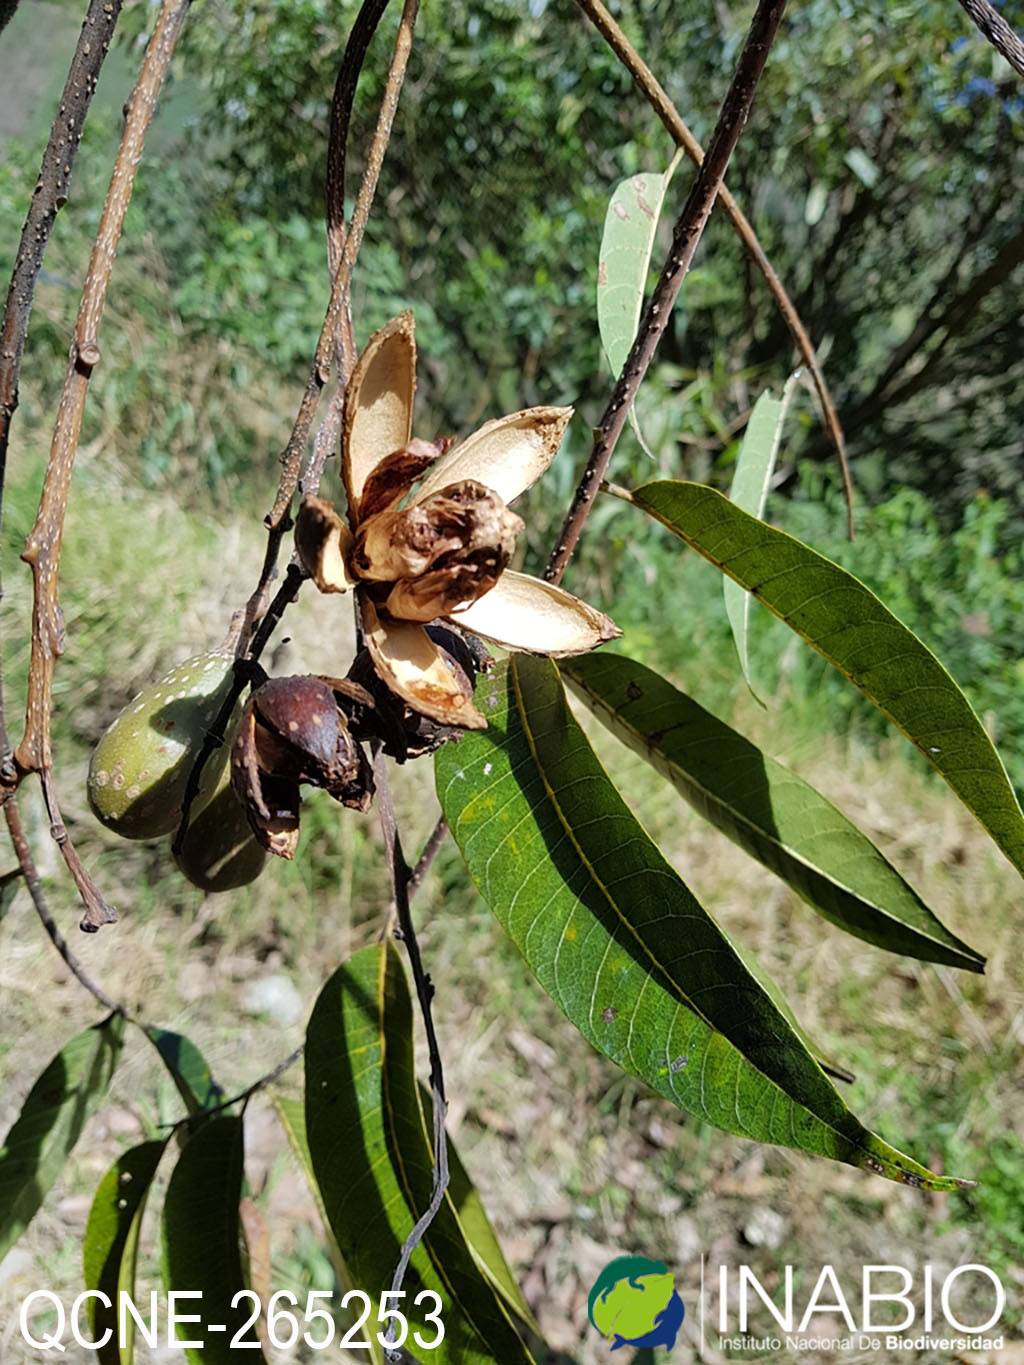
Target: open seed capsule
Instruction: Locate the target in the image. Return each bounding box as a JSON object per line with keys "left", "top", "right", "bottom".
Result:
{"left": 88, "top": 652, "right": 237, "bottom": 839}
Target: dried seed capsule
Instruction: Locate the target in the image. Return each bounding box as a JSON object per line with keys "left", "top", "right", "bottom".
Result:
{"left": 339, "top": 624, "right": 491, "bottom": 761}
{"left": 174, "top": 770, "right": 266, "bottom": 893}
{"left": 231, "top": 676, "right": 374, "bottom": 861}
{"left": 88, "top": 652, "right": 237, "bottom": 840}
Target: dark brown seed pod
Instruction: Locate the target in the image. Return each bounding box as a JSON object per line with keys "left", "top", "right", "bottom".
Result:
{"left": 231, "top": 676, "right": 374, "bottom": 860}
{"left": 335, "top": 624, "right": 492, "bottom": 762}
{"left": 231, "top": 702, "right": 302, "bottom": 860}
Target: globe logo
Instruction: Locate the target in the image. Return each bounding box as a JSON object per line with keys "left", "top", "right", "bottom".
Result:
{"left": 587, "top": 1254, "right": 685, "bottom": 1352}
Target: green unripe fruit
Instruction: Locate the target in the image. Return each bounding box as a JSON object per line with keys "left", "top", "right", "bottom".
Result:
{"left": 88, "top": 652, "right": 236, "bottom": 839}
{"left": 174, "top": 775, "right": 266, "bottom": 892}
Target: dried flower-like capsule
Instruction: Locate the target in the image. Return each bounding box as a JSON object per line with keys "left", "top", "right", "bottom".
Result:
{"left": 294, "top": 496, "right": 354, "bottom": 594}
{"left": 295, "top": 312, "right": 619, "bottom": 731}
{"left": 353, "top": 480, "right": 522, "bottom": 602}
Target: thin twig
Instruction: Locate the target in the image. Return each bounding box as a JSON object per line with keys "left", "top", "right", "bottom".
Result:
{"left": 5, "top": 0, "right": 192, "bottom": 931}
{"left": 179, "top": 0, "right": 419, "bottom": 847}
{"left": 302, "top": 0, "right": 422, "bottom": 499}
{"left": 373, "top": 750, "right": 449, "bottom": 1344}
{"left": 172, "top": 564, "right": 306, "bottom": 855}
{"left": 956, "top": 0, "right": 1024, "bottom": 77}
{"left": 4, "top": 799, "right": 122, "bottom": 1012}
{"left": 261, "top": 0, "right": 393, "bottom": 542}
{"left": 0, "top": 0, "right": 124, "bottom": 513}
{"left": 379, "top": 812, "right": 449, "bottom": 939}
{"left": 15, "top": 0, "right": 192, "bottom": 779}
{"left": 573, "top": 0, "right": 854, "bottom": 539}
{"left": 546, "top": 0, "right": 790, "bottom": 584}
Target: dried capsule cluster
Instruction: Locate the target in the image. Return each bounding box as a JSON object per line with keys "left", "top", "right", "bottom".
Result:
{"left": 229, "top": 630, "right": 490, "bottom": 861}
{"left": 294, "top": 310, "right": 619, "bottom": 732}
{"left": 85, "top": 311, "right": 617, "bottom": 897}
{"left": 231, "top": 675, "right": 373, "bottom": 860}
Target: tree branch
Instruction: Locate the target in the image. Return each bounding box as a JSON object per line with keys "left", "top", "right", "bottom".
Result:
{"left": 178, "top": 0, "right": 420, "bottom": 847}
{"left": 373, "top": 749, "right": 449, "bottom": 1346}
{"left": 547, "top": 0, "right": 790, "bottom": 584}
{"left": 2, "top": 0, "right": 192, "bottom": 931}
{"left": 4, "top": 798, "right": 122, "bottom": 1012}
{"left": 302, "top": 0, "right": 421, "bottom": 500}
{"left": 573, "top": 0, "right": 853, "bottom": 538}
{"left": 956, "top": 0, "right": 1024, "bottom": 78}
{"left": 0, "top": 0, "right": 124, "bottom": 510}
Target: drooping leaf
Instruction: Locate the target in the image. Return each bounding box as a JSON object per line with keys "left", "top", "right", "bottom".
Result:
{"left": 162, "top": 1116, "right": 266, "bottom": 1364}
{"left": 626, "top": 480, "right": 1024, "bottom": 879}
{"left": 0, "top": 1013, "right": 125, "bottom": 1259}
{"left": 725, "top": 378, "right": 800, "bottom": 692}
{"left": 436, "top": 657, "right": 968, "bottom": 1190}
{"left": 83, "top": 1140, "right": 167, "bottom": 1365}
{"left": 305, "top": 944, "right": 535, "bottom": 1363}
{"left": 563, "top": 652, "right": 983, "bottom": 971}
{"left": 597, "top": 160, "right": 679, "bottom": 455}
{"left": 276, "top": 1085, "right": 533, "bottom": 1348}
{"left": 144, "top": 1026, "right": 224, "bottom": 1115}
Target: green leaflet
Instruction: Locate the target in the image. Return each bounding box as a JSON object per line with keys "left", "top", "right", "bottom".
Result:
{"left": 563, "top": 652, "right": 983, "bottom": 971}
{"left": 0, "top": 1013, "right": 125, "bottom": 1260}
{"left": 144, "top": 1026, "right": 225, "bottom": 1115}
{"left": 83, "top": 1140, "right": 167, "bottom": 1365}
{"left": 597, "top": 160, "right": 679, "bottom": 455}
{"left": 436, "top": 657, "right": 968, "bottom": 1191}
{"left": 725, "top": 379, "right": 800, "bottom": 692}
{"left": 305, "top": 945, "right": 534, "bottom": 1364}
{"left": 628, "top": 480, "right": 1024, "bottom": 878}
{"left": 162, "top": 1116, "right": 267, "bottom": 1364}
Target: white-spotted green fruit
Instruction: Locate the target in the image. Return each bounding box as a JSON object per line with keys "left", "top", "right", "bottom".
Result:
{"left": 174, "top": 773, "right": 266, "bottom": 892}
{"left": 88, "top": 652, "right": 236, "bottom": 839}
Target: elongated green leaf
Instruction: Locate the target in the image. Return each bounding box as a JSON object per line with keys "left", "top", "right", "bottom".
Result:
{"left": 84, "top": 1140, "right": 166, "bottom": 1365}
{"left": 436, "top": 657, "right": 968, "bottom": 1191}
{"left": 597, "top": 160, "right": 678, "bottom": 454}
{"left": 162, "top": 1116, "right": 266, "bottom": 1364}
{"left": 627, "top": 480, "right": 1024, "bottom": 878}
{"left": 563, "top": 652, "right": 983, "bottom": 971}
{"left": 305, "top": 944, "right": 534, "bottom": 1363}
{"left": 725, "top": 378, "right": 800, "bottom": 690}
{"left": 144, "top": 1026, "right": 224, "bottom": 1115}
{"left": 0, "top": 1013, "right": 125, "bottom": 1259}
